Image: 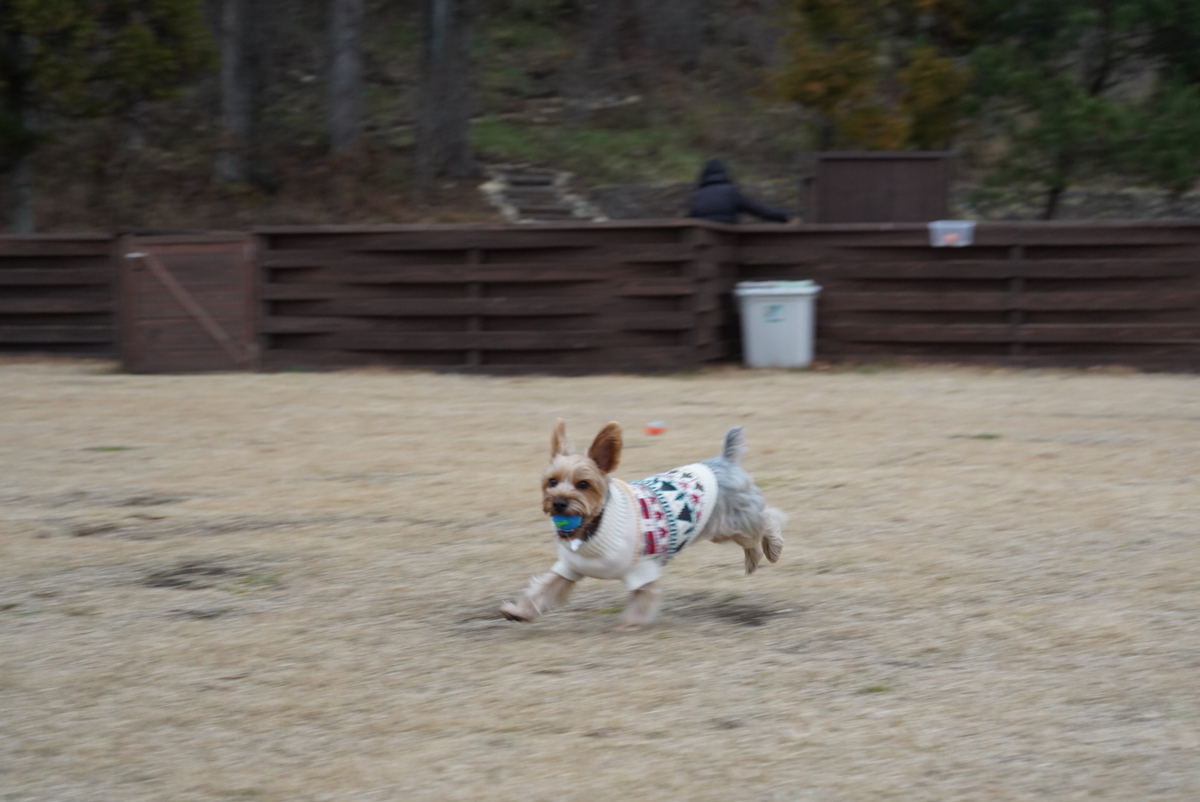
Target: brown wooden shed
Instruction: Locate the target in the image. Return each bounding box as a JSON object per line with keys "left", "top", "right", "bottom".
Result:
{"left": 806, "top": 152, "right": 954, "bottom": 223}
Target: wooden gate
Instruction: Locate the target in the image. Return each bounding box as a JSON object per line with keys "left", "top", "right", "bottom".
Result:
{"left": 119, "top": 234, "right": 258, "bottom": 373}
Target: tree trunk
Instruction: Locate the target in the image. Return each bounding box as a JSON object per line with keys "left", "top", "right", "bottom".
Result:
{"left": 636, "top": 0, "right": 702, "bottom": 70}
{"left": 329, "top": 0, "right": 365, "bottom": 154}
{"left": 568, "top": 0, "right": 633, "bottom": 101}
{"left": 1042, "top": 151, "right": 1075, "bottom": 220}
{"left": 1042, "top": 184, "right": 1063, "bottom": 220}
{"left": 218, "top": 0, "right": 253, "bottom": 182}
{"left": 415, "top": 0, "right": 477, "bottom": 188}
{"left": 10, "top": 151, "right": 34, "bottom": 234}
{"left": 3, "top": 26, "right": 35, "bottom": 233}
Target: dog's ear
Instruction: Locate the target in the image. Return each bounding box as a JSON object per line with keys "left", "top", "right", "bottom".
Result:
{"left": 550, "top": 418, "right": 569, "bottom": 457}
{"left": 587, "top": 422, "right": 622, "bottom": 474}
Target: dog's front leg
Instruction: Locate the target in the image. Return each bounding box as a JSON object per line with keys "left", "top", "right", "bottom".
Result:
{"left": 609, "top": 581, "right": 662, "bottom": 631}
{"left": 500, "top": 572, "right": 575, "bottom": 623}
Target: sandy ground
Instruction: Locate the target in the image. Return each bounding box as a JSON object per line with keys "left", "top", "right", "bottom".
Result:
{"left": 1, "top": 359, "right": 1199, "bottom": 802}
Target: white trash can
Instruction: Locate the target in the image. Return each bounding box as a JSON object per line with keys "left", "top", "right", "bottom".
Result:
{"left": 734, "top": 280, "right": 822, "bottom": 368}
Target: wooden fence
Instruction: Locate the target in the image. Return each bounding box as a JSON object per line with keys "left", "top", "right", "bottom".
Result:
{"left": 2, "top": 221, "right": 1199, "bottom": 372}
{"left": 735, "top": 221, "right": 1200, "bottom": 371}
{"left": 256, "top": 222, "right": 738, "bottom": 373}
{"left": 0, "top": 235, "right": 117, "bottom": 357}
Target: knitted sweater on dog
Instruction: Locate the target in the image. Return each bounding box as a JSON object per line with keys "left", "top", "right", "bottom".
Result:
{"left": 550, "top": 463, "right": 718, "bottom": 590}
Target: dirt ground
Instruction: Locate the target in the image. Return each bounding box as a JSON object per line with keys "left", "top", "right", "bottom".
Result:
{"left": 2, "top": 359, "right": 1198, "bottom": 801}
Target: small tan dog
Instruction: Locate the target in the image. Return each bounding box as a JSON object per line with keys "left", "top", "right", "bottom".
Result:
{"left": 500, "top": 419, "right": 786, "bottom": 630}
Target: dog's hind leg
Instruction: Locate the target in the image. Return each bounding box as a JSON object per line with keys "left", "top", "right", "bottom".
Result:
{"left": 500, "top": 572, "right": 575, "bottom": 623}
{"left": 762, "top": 506, "right": 786, "bottom": 564}
{"left": 731, "top": 532, "right": 765, "bottom": 575}
{"left": 609, "top": 581, "right": 663, "bottom": 631}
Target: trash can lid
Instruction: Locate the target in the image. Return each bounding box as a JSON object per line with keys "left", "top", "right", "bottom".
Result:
{"left": 734, "top": 280, "right": 821, "bottom": 296}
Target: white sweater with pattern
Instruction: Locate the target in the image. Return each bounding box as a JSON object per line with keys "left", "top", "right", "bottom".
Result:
{"left": 550, "top": 463, "right": 718, "bottom": 590}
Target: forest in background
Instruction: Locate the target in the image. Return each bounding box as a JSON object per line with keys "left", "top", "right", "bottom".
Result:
{"left": 3, "top": 0, "right": 1200, "bottom": 232}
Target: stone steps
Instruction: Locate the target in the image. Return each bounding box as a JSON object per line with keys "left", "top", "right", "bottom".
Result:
{"left": 480, "top": 165, "right": 607, "bottom": 223}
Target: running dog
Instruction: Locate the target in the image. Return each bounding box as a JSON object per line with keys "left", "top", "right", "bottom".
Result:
{"left": 500, "top": 419, "right": 786, "bottom": 631}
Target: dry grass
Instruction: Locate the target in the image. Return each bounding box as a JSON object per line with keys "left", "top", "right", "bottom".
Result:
{"left": 2, "top": 360, "right": 1199, "bottom": 801}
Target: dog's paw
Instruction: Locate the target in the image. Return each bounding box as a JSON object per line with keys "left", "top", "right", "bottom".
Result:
{"left": 499, "top": 603, "right": 529, "bottom": 622}
{"left": 743, "top": 549, "right": 761, "bottom": 575}
{"left": 763, "top": 534, "right": 783, "bottom": 564}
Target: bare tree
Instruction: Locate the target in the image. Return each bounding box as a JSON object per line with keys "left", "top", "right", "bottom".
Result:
{"left": 217, "top": 0, "right": 253, "bottom": 182}
{"left": 328, "top": 0, "right": 364, "bottom": 154}
{"left": 568, "top": 0, "right": 629, "bottom": 100}
{"left": 569, "top": 0, "right": 706, "bottom": 102}
{"left": 3, "top": 25, "right": 35, "bottom": 233}
{"left": 636, "top": 0, "right": 704, "bottom": 70}
{"left": 415, "top": 0, "right": 476, "bottom": 187}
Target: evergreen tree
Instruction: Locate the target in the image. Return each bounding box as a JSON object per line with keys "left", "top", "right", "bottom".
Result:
{"left": 968, "top": 0, "right": 1200, "bottom": 216}
{"left": 775, "top": 0, "right": 972, "bottom": 151}
{"left": 0, "top": 0, "right": 212, "bottom": 232}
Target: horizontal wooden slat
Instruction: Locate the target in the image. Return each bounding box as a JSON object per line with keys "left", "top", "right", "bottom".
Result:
{"left": 822, "top": 292, "right": 1012, "bottom": 312}
{"left": 738, "top": 257, "right": 1200, "bottom": 279}
{"left": 260, "top": 230, "right": 692, "bottom": 253}
{"left": 1020, "top": 325, "right": 1200, "bottom": 343}
{"left": 261, "top": 251, "right": 445, "bottom": 268}
{"left": 262, "top": 243, "right": 694, "bottom": 264}
{"left": 977, "top": 226, "right": 1200, "bottom": 247}
{"left": 1020, "top": 290, "right": 1200, "bottom": 311}
{"left": 261, "top": 293, "right": 600, "bottom": 316}
{"left": 259, "top": 348, "right": 703, "bottom": 374}
{"left": 0, "top": 298, "right": 114, "bottom": 314}
{"left": 262, "top": 317, "right": 377, "bottom": 334}
{"left": 264, "top": 264, "right": 621, "bottom": 283}
{"left": 263, "top": 311, "right": 692, "bottom": 334}
{"left": 262, "top": 232, "right": 599, "bottom": 251}
{"left": 125, "top": 234, "right": 250, "bottom": 247}
{"left": 260, "top": 282, "right": 349, "bottom": 300}
{"left": 0, "top": 267, "right": 113, "bottom": 285}
{"left": 1014, "top": 260, "right": 1199, "bottom": 279}
{"left": 604, "top": 312, "right": 692, "bottom": 331}
{"left": 823, "top": 324, "right": 1013, "bottom": 343}
{"left": 614, "top": 279, "right": 696, "bottom": 297}
{"left": 815, "top": 346, "right": 1200, "bottom": 365}
{"left": 326, "top": 331, "right": 606, "bottom": 350}
{"left": 826, "top": 324, "right": 1200, "bottom": 344}
{"left": 0, "top": 238, "right": 113, "bottom": 256}
{"left": 0, "top": 325, "right": 111, "bottom": 343}
{"left": 822, "top": 289, "right": 1200, "bottom": 312}
{"left": 262, "top": 276, "right": 697, "bottom": 300}
{"left": 738, "top": 222, "right": 1200, "bottom": 246}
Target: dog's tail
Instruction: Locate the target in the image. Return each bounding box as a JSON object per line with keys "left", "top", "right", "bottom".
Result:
{"left": 720, "top": 427, "right": 747, "bottom": 466}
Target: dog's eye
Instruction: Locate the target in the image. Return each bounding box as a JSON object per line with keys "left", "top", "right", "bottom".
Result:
{"left": 547, "top": 478, "right": 558, "bottom": 488}
{"left": 575, "top": 481, "right": 589, "bottom": 490}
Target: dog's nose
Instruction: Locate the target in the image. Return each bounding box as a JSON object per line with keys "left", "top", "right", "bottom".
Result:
{"left": 552, "top": 498, "right": 569, "bottom": 513}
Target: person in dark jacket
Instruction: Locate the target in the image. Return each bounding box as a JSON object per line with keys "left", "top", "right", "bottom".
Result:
{"left": 687, "top": 159, "right": 791, "bottom": 224}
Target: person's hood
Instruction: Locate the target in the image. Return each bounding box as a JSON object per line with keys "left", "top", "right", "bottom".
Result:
{"left": 697, "top": 159, "right": 732, "bottom": 187}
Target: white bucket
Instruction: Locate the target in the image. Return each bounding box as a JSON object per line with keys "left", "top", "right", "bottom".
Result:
{"left": 928, "top": 219, "right": 976, "bottom": 247}
{"left": 733, "top": 281, "right": 822, "bottom": 368}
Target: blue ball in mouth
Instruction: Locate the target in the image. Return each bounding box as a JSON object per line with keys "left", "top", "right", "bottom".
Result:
{"left": 552, "top": 514, "right": 583, "bottom": 534}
